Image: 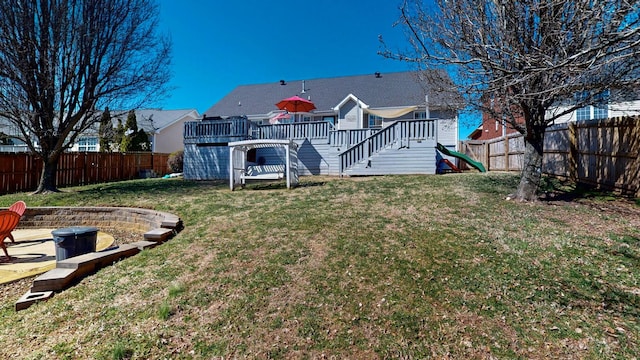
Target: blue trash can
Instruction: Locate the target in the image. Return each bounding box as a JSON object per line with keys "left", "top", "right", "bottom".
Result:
{"left": 52, "top": 226, "right": 98, "bottom": 261}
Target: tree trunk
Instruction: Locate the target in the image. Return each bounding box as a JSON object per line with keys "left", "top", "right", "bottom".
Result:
{"left": 34, "top": 155, "right": 61, "bottom": 194}
{"left": 514, "top": 126, "right": 545, "bottom": 201}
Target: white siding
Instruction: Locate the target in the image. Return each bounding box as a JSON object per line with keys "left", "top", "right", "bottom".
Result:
{"left": 546, "top": 106, "right": 575, "bottom": 124}
{"left": 294, "top": 139, "right": 333, "bottom": 175}
{"left": 183, "top": 144, "right": 230, "bottom": 180}
{"left": 337, "top": 100, "right": 360, "bottom": 130}
{"left": 609, "top": 100, "right": 640, "bottom": 117}
{"left": 548, "top": 100, "right": 640, "bottom": 124}
{"left": 436, "top": 118, "right": 458, "bottom": 149}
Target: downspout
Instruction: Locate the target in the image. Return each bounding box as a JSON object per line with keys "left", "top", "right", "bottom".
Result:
{"left": 425, "top": 95, "right": 430, "bottom": 119}
{"left": 229, "top": 147, "right": 235, "bottom": 190}
{"left": 455, "top": 114, "right": 459, "bottom": 151}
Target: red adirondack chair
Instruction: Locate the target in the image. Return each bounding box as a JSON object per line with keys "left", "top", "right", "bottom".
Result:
{"left": 8, "top": 201, "right": 26, "bottom": 216}
{"left": 6, "top": 201, "right": 26, "bottom": 243}
{"left": 0, "top": 210, "right": 21, "bottom": 261}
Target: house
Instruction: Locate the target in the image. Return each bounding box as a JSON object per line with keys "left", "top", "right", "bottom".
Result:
{"left": 71, "top": 109, "right": 200, "bottom": 153}
{"left": 547, "top": 89, "right": 640, "bottom": 123}
{"left": 1, "top": 109, "right": 200, "bottom": 154}
{"left": 478, "top": 89, "right": 640, "bottom": 141}
{"left": 473, "top": 110, "right": 521, "bottom": 141}
{"left": 204, "top": 71, "right": 460, "bottom": 130}
{"left": 467, "top": 125, "right": 483, "bottom": 140}
{"left": 184, "top": 71, "right": 464, "bottom": 180}
{"left": 0, "top": 117, "right": 31, "bottom": 152}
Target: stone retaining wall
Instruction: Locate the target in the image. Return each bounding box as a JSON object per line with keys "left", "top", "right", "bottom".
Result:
{"left": 13, "top": 206, "right": 183, "bottom": 311}
{"left": 18, "top": 207, "right": 182, "bottom": 233}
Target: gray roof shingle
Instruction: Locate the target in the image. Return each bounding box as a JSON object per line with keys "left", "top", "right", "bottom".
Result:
{"left": 204, "top": 70, "right": 462, "bottom": 118}
{"left": 105, "top": 109, "right": 199, "bottom": 133}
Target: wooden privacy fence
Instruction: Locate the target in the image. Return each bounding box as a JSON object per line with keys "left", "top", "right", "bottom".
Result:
{"left": 461, "top": 116, "right": 640, "bottom": 197}
{"left": 0, "top": 152, "right": 171, "bottom": 195}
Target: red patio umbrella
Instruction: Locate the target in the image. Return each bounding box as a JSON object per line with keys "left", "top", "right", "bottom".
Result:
{"left": 275, "top": 95, "right": 316, "bottom": 113}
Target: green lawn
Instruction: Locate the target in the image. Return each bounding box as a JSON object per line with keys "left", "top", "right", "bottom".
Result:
{"left": 0, "top": 173, "right": 638, "bottom": 359}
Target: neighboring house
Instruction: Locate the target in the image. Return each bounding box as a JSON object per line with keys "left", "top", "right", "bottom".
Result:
{"left": 467, "top": 125, "right": 483, "bottom": 140}
{"left": 70, "top": 109, "right": 200, "bottom": 153}
{"left": 474, "top": 109, "right": 521, "bottom": 141}
{"left": 185, "top": 71, "right": 464, "bottom": 179}
{"left": 0, "top": 119, "right": 34, "bottom": 153}
{"left": 1, "top": 109, "right": 200, "bottom": 154}
{"left": 478, "top": 89, "right": 640, "bottom": 141}
{"left": 547, "top": 89, "right": 640, "bottom": 123}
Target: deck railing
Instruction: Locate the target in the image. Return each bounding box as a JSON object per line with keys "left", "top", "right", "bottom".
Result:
{"left": 329, "top": 129, "right": 379, "bottom": 148}
{"left": 254, "top": 121, "right": 332, "bottom": 140}
{"left": 185, "top": 119, "right": 334, "bottom": 142}
{"left": 338, "top": 120, "right": 436, "bottom": 175}
{"left": 184, "top": 117, "right": 252, "bottom": 140}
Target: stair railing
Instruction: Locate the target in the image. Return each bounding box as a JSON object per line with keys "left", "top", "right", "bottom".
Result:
{"left": 338, "top": 120, "right": 435, "bottom": 175}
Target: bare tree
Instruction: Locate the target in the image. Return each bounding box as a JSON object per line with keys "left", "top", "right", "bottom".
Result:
{"left": 0, "top": 0, "right": 170, "bottom": 193}
{"left": 383, "top": 0, "right": 640, "bottom": 200}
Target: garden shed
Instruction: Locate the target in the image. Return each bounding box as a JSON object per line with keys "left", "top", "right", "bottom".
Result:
{"left": 229, "top": 139, "right": 299, "bottom": 190}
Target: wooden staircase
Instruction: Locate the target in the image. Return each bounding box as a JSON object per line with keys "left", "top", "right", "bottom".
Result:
{"left": 338, "top": 120, "right": 437, "bottom": 176}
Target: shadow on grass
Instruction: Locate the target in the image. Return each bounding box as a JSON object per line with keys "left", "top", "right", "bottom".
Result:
{"left": 74, "top": 179, "right": 228, "bottom": 198}
{"left": 242, "top": 179, "right": 327, "bottom": 191}
{"left": 538, "top": 176, "right": 632, "bottom": 203}
{"left": 558, "top": 277, "right": 640, "bottom": 318}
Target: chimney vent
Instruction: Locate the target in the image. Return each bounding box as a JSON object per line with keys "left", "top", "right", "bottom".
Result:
{"left": 375, "top": 72, "right": 381, "bottom": 78}
{"left": 280, "top": 80, "right": 286, "bottom": 85}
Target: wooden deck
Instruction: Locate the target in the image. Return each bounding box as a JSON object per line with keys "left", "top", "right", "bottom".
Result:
{"left": 184, "top": 118, "right": 451, "bottom": 180}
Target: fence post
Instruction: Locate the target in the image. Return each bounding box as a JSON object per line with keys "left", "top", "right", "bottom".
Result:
{"left": 568, "top": 122, "right": 578, "bottom": 181}
{"left": 484, "top": 141, "right": 490, "bottom": 171}
{"left": 631, "top": 119, "right": 640, "bottom": 198}
{"left": 504, "top": 136, "right": 510, "bottom": 171}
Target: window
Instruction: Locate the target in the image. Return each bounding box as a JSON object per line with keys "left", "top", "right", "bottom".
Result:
{"left": 322, "top": 116, "right": 335, "bottom": 125}
{"left": 593, "top": 105, "right": 608, "bottom": 119}
{"left": 575, "top": 90, "right": 609, "bottom": 121}
{"left": 78, "top": 137, "right": 97, "bottom": 152}
{"left": 592, "top": 90, "right": 609, "bottom": 119}
{"left": 576, "top": 106, "right": 591, "bottom": 121}
{"left": 368, "top": 114, "right": 383, "bottom": 128}
{"left": 502, "top": 114, "right": 508, "bottom": 136}
{"left": 414, "top": 111, "right": 427, "bottom": 119}
{"left": 576, "top": 104, "right": 609, "bottom": 121}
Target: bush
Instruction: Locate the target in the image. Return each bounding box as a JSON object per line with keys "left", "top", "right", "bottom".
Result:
{"left": 167, "top": 150, "right": 184, "bottom": 173}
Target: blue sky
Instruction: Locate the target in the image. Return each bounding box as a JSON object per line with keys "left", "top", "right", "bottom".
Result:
{"left": 158, "top": 0, "right": 479, "bottom": 138}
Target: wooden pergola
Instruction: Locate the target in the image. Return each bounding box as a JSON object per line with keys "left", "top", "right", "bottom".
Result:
{"left": 228, "top": 139, "right": 299, "bottom": 190}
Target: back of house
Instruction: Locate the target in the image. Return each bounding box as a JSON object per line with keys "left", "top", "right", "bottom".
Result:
{"left": 184, "top": 71, "right": 463, "bottom": 179}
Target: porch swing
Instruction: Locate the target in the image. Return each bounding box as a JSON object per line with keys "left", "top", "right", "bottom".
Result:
{"left": 229, "top": 139, "right": 299, "bottom": 190}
